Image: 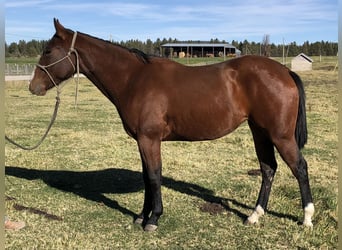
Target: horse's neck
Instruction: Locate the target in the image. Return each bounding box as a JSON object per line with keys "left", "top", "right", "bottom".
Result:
{"left": 76, "top": 35, "right": 140, "bottom": 104}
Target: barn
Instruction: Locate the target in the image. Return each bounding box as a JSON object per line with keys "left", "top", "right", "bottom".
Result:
{"left": 161, "top": 42, "right": 241, "bottom": 60}
{"left": 291, "top": 53, "right": 313, "bottom": 71}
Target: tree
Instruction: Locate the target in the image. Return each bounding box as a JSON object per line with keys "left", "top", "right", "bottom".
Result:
{"left": 261, "top": 34, "right": 271, "bottom": 57}
{"left": 287, "top": 42, "right": 298, "bottom": 56}
{"left": 17, "top": 40, "right": 27, "bottom": 56}
{"left": 302, "top": 41, "right": 309, "bottom": 55}
{"left": 8, "top": 42, "right": 20, "bottom": 57}
{"left": 26, "top": 40, "right": 38, "bottom": 57}
{"left": 145, "top": 39, "right": 154, "bottom": 55}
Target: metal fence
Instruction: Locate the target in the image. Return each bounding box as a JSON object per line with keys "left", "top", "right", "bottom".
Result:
{"left": 5, "top": 64, "right": 36, "bottom": 75}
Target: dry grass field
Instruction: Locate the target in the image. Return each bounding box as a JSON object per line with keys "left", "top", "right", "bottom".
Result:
{"left": 5, "top": 57, "right": 337, "bottom": 249}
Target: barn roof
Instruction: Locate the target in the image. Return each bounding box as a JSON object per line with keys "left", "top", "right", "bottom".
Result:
{"left": 294, "top": 53, "right": 314, "bottom": 63}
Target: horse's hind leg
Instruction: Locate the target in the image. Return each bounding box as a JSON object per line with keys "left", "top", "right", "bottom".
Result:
{"left": 246, "top": 121, "right": 278, "bottom": 225}
{"left": 273, "top": 137, "right": 314, "bottom": 227}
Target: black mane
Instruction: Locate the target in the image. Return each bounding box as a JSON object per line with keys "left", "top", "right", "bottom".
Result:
{"left": 78, "top": 31, "right": 150, "bottom": 64}
{"left": 128, "top": 48, "right": 151, "bottom": 64}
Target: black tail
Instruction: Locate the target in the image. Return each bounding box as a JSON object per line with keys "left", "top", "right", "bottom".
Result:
{"left": 289, "top": 70, "right": 307, "bottom": 149}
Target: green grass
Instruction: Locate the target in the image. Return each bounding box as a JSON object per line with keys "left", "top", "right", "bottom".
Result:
{"left": 5, "top": 57, "right": 39, "bottom": 64}
{"left": 5, "top": 61, "right": 337, "bottom": 249}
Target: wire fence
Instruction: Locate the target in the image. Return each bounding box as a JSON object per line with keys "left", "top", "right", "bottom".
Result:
{"left": 5, "top": 64, "right": 35, "bottom": 75}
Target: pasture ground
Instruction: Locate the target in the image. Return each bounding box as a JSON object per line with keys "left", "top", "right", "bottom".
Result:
{"left": 5, "top": 58, "right": 337, "bottom": 249}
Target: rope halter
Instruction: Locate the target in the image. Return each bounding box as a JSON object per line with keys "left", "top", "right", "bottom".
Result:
{"left": 35, "top": 31, "right": 80, "bottom": 100}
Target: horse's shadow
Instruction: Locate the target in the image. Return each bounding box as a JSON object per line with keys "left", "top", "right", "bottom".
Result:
{"left": 5, "top": 166, "right": 298, "bottom": 223}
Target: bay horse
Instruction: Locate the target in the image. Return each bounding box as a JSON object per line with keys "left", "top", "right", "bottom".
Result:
{"left": 29, "top": 19, "right": 314, "bottom": 231}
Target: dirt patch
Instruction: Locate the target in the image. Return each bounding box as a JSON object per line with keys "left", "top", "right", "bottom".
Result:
{"left": 199, "top": 202, "right": 226, "bottom": 215}
{"left": 247, "top": 169, "right": 261, "bottom": 176}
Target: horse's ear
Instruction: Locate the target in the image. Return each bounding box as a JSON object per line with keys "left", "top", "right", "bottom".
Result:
{"left": 53, "top": 18, "right": 67, "bottom": 40}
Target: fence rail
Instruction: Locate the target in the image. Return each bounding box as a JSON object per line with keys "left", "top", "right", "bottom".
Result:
{"left": 5, "top": 64, "right": 35, "bottom": 75}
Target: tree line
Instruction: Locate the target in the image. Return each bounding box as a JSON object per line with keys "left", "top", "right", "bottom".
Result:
{"left": 5, "top": 38, "right": 338, "bottom": 58}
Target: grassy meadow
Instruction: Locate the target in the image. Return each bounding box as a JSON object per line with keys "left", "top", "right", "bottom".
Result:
{"left": 5, "top": 57, "right": 337, "bottom": 249}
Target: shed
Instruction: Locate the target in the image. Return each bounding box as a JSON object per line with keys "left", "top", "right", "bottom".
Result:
{"left": 161, "top": 43, "right": 241, "bottom": 59}
{"left": 291, "top": 53, "right": 313, "bottom": 71}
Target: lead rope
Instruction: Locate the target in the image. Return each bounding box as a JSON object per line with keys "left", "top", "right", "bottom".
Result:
{"left": 5, "top": 93, "right": 60, "bottom": 150}
{"left": 5, "top": 31, "right": 79, "bottom": 150}
{"left": 69, "top": 31, "right": 80, "bottom": 108}
{"left": 72, "top": 49, "right": 80, "bottom": 108}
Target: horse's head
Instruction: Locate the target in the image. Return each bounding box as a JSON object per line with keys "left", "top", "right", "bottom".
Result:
{"left": 29, "top": 18, "right": 78, "bottom": 95}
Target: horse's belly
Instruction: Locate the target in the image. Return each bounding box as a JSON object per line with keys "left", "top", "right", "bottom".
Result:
{"left": 169, "top": 110, "right": 246, "bottom": 141}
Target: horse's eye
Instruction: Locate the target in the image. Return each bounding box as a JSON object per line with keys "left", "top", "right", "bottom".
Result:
{"left": 44, "top": 49, "right": 51, "bottom": 55}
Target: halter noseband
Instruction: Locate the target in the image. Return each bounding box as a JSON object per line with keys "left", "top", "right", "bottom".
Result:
{"left": 35, "top": 31, "right": 79, "bottom": 92}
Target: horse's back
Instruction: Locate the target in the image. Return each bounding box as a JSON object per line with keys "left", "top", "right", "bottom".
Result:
{"left": 129, "top": 55, "right": 298, "bottom": 141}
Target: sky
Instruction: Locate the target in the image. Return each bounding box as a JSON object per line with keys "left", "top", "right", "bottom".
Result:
{"left": 5, "top": 0, "right": 338, "bottom": 45}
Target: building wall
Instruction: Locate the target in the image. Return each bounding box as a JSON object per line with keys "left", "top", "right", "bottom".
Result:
{"left": 291, "top": 57, "right": 312, "bottom": 71}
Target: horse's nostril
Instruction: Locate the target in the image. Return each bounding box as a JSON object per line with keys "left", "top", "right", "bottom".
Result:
{"left": 29, "top": 83, "right": 46, "bottom": 96}
{"left": 28, "top": 84, "right": 34, "bottom": 93}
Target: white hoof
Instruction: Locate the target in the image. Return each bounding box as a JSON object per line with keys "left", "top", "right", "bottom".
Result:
{"left": 144, "top": 224, "right": 158, "bottom": 232}
{"left": 134, "top": 217, "right": 144, "bottom": 225}
{"left": 303, "top": 220, "right": 313, "bottom": 228}
{"left": 303, "top": 203, "right": 314, "bottom": 227}
{"left": 244, "top": 217, "right": 257, "bottom": 225}
{"left": 246, "top": 205, "right": 264, "bottom": 225}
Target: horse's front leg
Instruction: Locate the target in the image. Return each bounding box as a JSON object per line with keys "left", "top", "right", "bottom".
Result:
{"left": 136, "top": 135, "right": 163, "bottom": 231}
{"left": 134, "top": 164, "right": 152, "bottom": 225}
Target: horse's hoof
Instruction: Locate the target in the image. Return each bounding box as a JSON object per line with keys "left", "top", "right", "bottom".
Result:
{"left": 244, "top": 218, "right": 256, "bottom": 225}
{"left": 144, "top": 224, "right": 158, "bottom": 232}
{"left": 134, "top": 217, "right": 144, "bottom": 225}
{"left": 303, "top": 220, "right": 313, "bottom": 228}
{"left": 244, "top": 220, "right": 251, "bottom": 225}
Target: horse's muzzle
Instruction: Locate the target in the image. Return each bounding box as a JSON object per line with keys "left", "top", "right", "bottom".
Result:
{"left": 29, "top": 82, "right": 47, "bottom": 96}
